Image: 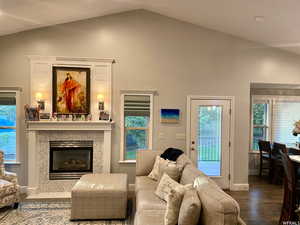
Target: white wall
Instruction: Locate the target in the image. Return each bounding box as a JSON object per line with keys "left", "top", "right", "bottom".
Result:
{"left": 1, "top": 9, "right": 300, "bottom": 185}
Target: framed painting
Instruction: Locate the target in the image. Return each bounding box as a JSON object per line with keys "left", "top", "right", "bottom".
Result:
{"left": 161, "top": 109, "right": 180, "bottom": 123}
{"left": 52, "top": 66, "right": 90, "bottom": 114}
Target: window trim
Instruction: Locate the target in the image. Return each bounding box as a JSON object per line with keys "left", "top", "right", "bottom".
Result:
{"left": 250, "top": 96, "right": 271, "bottom": 153}
{"left": 119, "top": 92, "right": 153, "bottom": 163}
{"left": 0, "top": 89, "right": 21, "bottom": 163}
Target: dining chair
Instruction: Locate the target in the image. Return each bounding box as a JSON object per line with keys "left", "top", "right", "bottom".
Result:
{"left": 258, "top": 140, "right": 272, "bottom": 180}
{"left": 272, "top": 142, "right": 286, "bottom": 184}
{"left": 279, "top": 150, "right": 299, "bottom": 224}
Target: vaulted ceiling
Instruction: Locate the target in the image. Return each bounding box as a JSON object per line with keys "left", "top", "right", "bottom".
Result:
{"left": 1, "top": 0, "right": 300, "bottom": 54}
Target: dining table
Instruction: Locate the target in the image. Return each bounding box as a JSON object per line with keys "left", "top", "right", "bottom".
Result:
{"left": 289, "top": 155, "right": 300, "bottom": 164}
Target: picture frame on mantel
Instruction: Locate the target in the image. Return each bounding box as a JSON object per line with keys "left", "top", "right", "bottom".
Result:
{"left": 52, "top": 66, "right": 91, "bottom": 114}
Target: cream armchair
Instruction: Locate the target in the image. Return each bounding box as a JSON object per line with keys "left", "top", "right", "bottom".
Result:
{"left": 0, "top": 150, "right": 19, "bottom": 209}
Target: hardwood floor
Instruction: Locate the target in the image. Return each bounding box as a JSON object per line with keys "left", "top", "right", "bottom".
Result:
{"left": 228, "top": 175, "right": 283, "bottom": 225}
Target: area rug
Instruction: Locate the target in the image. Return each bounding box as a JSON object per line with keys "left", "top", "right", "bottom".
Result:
{"left": 0, "top": 201, "right": 133, "bottom": 225}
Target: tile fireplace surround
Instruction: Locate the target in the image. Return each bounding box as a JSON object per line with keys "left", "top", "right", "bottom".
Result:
{"left": 26, "top": 121, "right": 113, "bottom": 195}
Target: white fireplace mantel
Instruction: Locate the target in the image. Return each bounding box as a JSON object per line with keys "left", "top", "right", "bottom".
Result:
{"left": 26, "top": 121, "right": 114, "bottom": 195}
{"left": 26, "top": 120, "right": 114, "bottom": 131}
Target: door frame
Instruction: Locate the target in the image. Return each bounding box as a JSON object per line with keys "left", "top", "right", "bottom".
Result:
{"left": 186, "top": 95, "right": 235, "bottom": 190}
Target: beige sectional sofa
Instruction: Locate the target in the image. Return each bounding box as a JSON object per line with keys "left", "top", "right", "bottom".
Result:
{"left": 134, "top": 150, "right": 246, "bottom": 225}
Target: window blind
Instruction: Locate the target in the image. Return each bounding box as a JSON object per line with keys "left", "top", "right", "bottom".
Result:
{"left": 272, "top": 100, "right": 300, "bottom": 145}
{"left": 124, "top": 95, "right": 150, "bottom": 117}
{"left": 0, "top": 92, "right": 16, "bottom": 105}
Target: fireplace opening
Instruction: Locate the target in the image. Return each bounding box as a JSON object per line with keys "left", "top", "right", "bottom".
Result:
{"left": 49, "top": 140, "right": 93, "bottom": 180}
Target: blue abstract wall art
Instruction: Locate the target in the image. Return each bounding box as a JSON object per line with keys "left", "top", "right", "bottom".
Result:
{"left": 161, "top": 108, "right": 180, "bottom": 123}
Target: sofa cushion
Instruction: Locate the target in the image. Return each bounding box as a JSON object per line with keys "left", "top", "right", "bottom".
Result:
{"left": 176, "top": 154, "right": 193, "bottom": 168}
{"left": 0, "top": 179, "right": 17, "bottom": 198}
{"left": 178, "top": 189, "right": 201, "bottom": 225}
{"left": 136, "top": 190, "right": 166, "bottom": 211}
{"left": 134, "top": 210, "right": 165, "bottom": 225}
{"left": 135, "top": 176, "right": 158, "bottom": 192}
{"left": 195, "top": 181, "right": 240, "bottom": 225}
{"left": 180, "top": 164, "right": 207, "bottom": 185}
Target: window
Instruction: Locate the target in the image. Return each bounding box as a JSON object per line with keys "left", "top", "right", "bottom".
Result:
{"left": 120, "top": 93, "right": 153, "bottom": 162}
{"left": 251, "top": 99, "right": 269, "bottom": 150}
{"left": 272, "top": 100, "right": 300, "bottom": 146}
{"left": 0, "top": 92, "right": 17, "bottom": 161}
{"left": 251, "top": 95, "right": 300, "bottom": 151}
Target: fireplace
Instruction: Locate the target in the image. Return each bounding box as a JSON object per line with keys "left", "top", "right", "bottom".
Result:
{"left": 49, "top": 140, "right": 93, "bottom": 180}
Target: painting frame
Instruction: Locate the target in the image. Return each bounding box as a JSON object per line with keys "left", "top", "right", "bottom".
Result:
{"left": 52, "top": 66, "right": 91, "bottom": 115}
{"left": 160, "top": 108, "right": 180, "bottom": 123}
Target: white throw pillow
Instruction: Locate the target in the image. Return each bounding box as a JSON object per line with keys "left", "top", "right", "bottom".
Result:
{"left": 148, "top": 156, "right": 161, "bottom": 180}
{"left": 165, "top": 187, "right": 185, "bottom": 225}
{"left": 148, "top": 156, "right": 182, "bottom": 182}
{"left": 155, "top": 173, "right": 192, "bottom": 225}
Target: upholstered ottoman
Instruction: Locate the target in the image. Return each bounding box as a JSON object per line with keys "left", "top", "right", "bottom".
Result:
{"left": 71, "top": 173, "right": 128, "bottom": 220}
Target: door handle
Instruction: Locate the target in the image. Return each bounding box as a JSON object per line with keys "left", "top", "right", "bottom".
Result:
{"left": 191, "top": 140, "right": 195, "bottom": 151}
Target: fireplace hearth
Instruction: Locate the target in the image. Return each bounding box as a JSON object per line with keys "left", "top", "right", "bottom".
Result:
{"left": 49, "top": 140, "right": 93, "bottom": 180}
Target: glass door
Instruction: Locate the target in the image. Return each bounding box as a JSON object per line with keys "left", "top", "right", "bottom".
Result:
{"left": 190, "top": 99, "right": 231, "bottom": 189}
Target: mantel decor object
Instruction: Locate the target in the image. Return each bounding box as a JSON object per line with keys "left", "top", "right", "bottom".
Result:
{"left": 97, "top": 94, "right": 105, "bottom": 111}
{"left": 99, "top": 111, "right": 110, "bottom": 121}
{"left": 39, "top": 113, "right": 50, "bottom": 120}
{"left": 52, "top": 66, "right": 90, "bottom": 115}
{"left": 24, "top": 104, "right": 40, "bottom": 121}
{"left": 35, "top": 92, "right": 45, "bottom": 111}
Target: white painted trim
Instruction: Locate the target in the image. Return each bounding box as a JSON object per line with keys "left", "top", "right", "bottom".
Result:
{"left": 28, "top": 55, "right": 115, "bottom": 64}
{"left": 120, "top": 94, "right": 125, "bottom": 162}
{"left": 230, "top": 183, "right": 249, "bottom": 191}
{"left": 149, "top": 94, "right": 154, "bottom": 150}
{"left": 120, "top": 90, "right": 158, "bottom": 95}
{"left": 119, "top": 160, "right": 136, "bottom": 164}
{"left": 26, "top": 121, "right": 114, "bottom": 131}
{"left": 16, "top": 90, "right": 21, "bottom": 163}
{"left": 27, "top": 130, "right": 38, "bottom": 194}
{"left": 0, "top": 87, "right": 23, "bottom": 91}
{"left": 4, "top": 161, "right": 21, "bottom": 165}
{"left": 103, "top": 130, "right": 112, "bottom": 173}
{"left": 250, "top": 96, "right": 271, "bottom": 152}
{"left": 186, "top": 95, "right": 235, "bottom": 190}
{"left": 119, "top": 93, "right": 154, "bottom": 162}
{"left": 186, "top": 97, "right": 192, "bottom": 158}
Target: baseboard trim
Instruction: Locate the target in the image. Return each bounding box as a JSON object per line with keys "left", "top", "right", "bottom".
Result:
{"left": 230, "top": 183, "right": 249, "bottom": 191}
{"left": 27, "top": 187, "right": 38, "bottom": 195}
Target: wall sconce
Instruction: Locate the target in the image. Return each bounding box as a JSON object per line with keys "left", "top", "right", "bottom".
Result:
{"left": 97, "top": 94, "right": 104, "bottom": 111}
{"left": 35, "top": 92, "right": 45, "bottom": 111}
